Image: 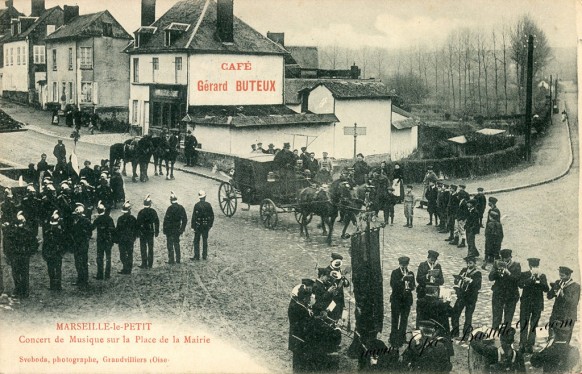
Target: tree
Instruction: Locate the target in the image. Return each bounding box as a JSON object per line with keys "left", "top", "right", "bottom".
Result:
{"left": 386, "top": 72, "right": 429, "bottom": 109}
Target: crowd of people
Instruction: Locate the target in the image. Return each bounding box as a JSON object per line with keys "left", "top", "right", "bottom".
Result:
{"left": 1, "top": 140, "right": 214, "bottom": 297}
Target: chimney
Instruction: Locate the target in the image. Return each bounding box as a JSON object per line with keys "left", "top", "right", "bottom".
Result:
{"left": 30, "top": 0, "right": 45, "bottom": 17}
{"left": 267, "top": 32, "right": 284, "bottom": 46}
{"left": 5, "top": 0, "right": 13, "bottom": 8}
{"left": 63, "top": 5, "right": 79, "bottom": 24}
{"left": 216, "top": 0, "right": 233, "bottom": 43}
{"left": 350, "top": 63, "right": 360, "bottom": 79}
{"left": 141, "top": 0, "right": 156, "bottom": 26}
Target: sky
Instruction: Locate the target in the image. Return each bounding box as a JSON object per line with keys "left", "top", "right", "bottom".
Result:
{"left": 8, "top": 0, "right": 579, "bottom": 50}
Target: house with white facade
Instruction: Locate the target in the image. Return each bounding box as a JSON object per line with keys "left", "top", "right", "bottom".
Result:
{"left": 0, "top": 0, "right": 24, "bottom": 95}
{"left": 45, "top": 7, "right": 132, "bottom": 117}
{"left": 126, "top": 0, "right": 337, "bottom": 155}
{"left": 2, "top": 0, "right": 63, "bottom": 104}
{"left": 391, "top": 106, "right": 419, "bottom": 159}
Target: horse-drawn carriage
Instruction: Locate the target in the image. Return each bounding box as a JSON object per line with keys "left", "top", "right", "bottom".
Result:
{"left": 217, "top": 153, "right": 314, "bottom": 229}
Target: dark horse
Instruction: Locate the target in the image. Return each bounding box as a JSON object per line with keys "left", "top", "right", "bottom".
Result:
{"left": 110, "top": 138, "right": 138, "bottom": 181}
{"left": 297, "top": 185, "right": 338, "bottom": 245}
{"left": 151, "top": 134, "right": 179, "bottom": 180}
{"left": 336, "top": 182, "right": 378, "bottom": 239}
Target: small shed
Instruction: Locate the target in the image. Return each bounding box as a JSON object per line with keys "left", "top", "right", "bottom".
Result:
{"left": 447, "top": 135, "right": 468, "bottom": 156}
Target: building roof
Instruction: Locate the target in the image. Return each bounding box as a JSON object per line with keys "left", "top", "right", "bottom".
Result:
{"left": 310, "top": 80, "right": 393, "bottom": 100}
{"left": 286, "top": 46, "right": 318, "bottom": 70}
{"left": 45, "top": 10, "right": 132, "bottom": 41}
{"left": 476, "top": 128, "right": 507, "bottom": 136}
{"left": 448, "top": 135, "right": 467, "bottom": 144}
{"left": 182, "top": 104, "right": 338, "bottom": 128}
{"left": 126, "top": 0, "right": 287, "bottom": 55}
{"left": 392, "top": 106, "right": 413, "bottom": 118}
{"left": 392, "top": 105, "right": 419, "bottom": 129}
{"left": 2, "top": 6, "right": 62, "bottom": 43}
{"left": 285, "top": 78, "right": 386, "bottom": 105}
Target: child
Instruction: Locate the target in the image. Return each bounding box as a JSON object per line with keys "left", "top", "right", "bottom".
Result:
{"left": 384, "top": 187, "right": 397, "bottom": 225}
{"left": 403, "top": 185, "right": 416, "bottom": 228}
{"left": 483, "top": 210, "right": 503, "bottom": 270}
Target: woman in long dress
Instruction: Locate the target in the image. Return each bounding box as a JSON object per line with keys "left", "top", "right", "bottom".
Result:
{"left": 392, "top": 163, "right": 404, "bottom": 203}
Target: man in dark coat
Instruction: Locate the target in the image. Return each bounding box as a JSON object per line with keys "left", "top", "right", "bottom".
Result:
{"left": 547, "top": 266, "right": 580, "bottom": 343}
{"left": 465, "top": 199, "right": 481, "bottom": 257}
{"left": 4, "top": 212, "right": 37, "bottom": 297}
{"left": 1, "top": 188, "right": 18, "bottom": 227}
{"left": 489, "top": 249, "right": 521, "bottom": 329}
{"left": 416, "top": 250, "right": 445, "bottom": 327}
{"left": 74, "top": 179, "right": 94, "bottom": 218}
{"left": 425, "top": 180, "right": 438, "bottom": 225}
{"left": 20, "top": 185, "right": 41, "bottom": 236}
{"left": 79, "top": 160, "right": 95, "bottom": 186}
{"left": 470, "top": 327, "right": 525, "bottom": 373}
{"left": 452, "top": 256, "right": 482, "bottom": 338}
{"left": 110, "top": 168, "right": 125, "bottom": 209}
{"left": 353, "top": 153, "right": 369, "bottom": 186}
{"left": 518, "top": 258, "right": 549, "bottom": 353}
{"left": 71, "top": 204, "right": 92, "bottom": 287}
{"left": 42, "top": 211, "right": 64, "bottom": 290}
{"left": 191, "top": 190, "right": 214, "bottom": 260}
{"left": 486, "top": 196, "right": 500, "bottom": 224}
{"left": 163, "top": 191, "right": 188, "bottom": 264}
{"left": 483, "top": 210, "right": 504, "bottom": 270}
{"left": 184, "top": 130, "right": 198, "bottom": 167}
{"left": 531, "top": 325, "right": 580, "bottom": 373}
{"left": 288, "top": 281, "right": 315, "bottom": 372}
{"left": 444, "top": 185, "right": 459, "bottom": 242}
{"left": 21, "top": 163, "right": 37, "bottom": 187}
{"left": 92, "top": 201, "right": 115, "bottom": 279}
{"left": 402, "top": 320, "right": 453, "bottom": 373}
{"left": 94, "top": 173, "right": 113, "bottom": 212}
{"left": 116, "top": 201, "right": 138, "bottom": 274}
{"left": 452, "top": 184, "right": 469, "bottom": 248}
{"left": 437, "top": 182, "right": 450, "bottom": 232}
{"left": 475, "top": 187, "right": 487, "bottom": 227}
{"left": 37, "top": 153, "right": 49, "bottom": 179}
{"left": 53, "top": 139, "right": 67, "bottom": 163}
{"left": 390, "top": 256, "right": 415, "bottom": 347}
{"left": 136, "top": 194, "right": 159, "bottom": 268}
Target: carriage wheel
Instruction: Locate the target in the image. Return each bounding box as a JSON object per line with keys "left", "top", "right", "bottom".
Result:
{"left": 294, "top": 211, "right": 313, "bottom": 224}
{"left": 260, "top": 199, "right": 278, "bottom": 229}
{"left": 218, "top": 182, "right": 237, "bottom": 217}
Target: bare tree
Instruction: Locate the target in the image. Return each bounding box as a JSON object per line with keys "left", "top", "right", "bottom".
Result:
{"left": 371, "top": 48, "right": 386, "bottom": 79}
{"left": 502, "top": 24, "right": 509, "bottom": 114}
{"left": 492, "top": 29, "right": 500, "bottom": 115}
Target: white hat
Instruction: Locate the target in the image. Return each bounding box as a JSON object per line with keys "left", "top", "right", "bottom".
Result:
{"left": 121, "top": 200, "right": 131, "bottom": 212}
{"left": 170, "top": 191, "right": 178, "bottom": 203}
{"left": 60, "top": 182, "right": 70, "bottom": 190}
{"left": 26, "top": 184, "right": 36, "bottom": 193}
{"left": 198, "top": 190, "right": 206, "bottom": 199}
{"left": 143, "top": 194, "right": 152, "bottom": 206}
{"left": 50, "top": 210, "right": 60, "bottom": 225}
{"left": 4, "top": 188, "right": 13, "bottom": 198}
{"left": 96, "top": 200, "right": 106, "bottom": 214}
{"left": 16, "top": 210, "right": 26, "bottom": 223}
{"left": 74, "top": 203, "right": 85, "bottom": 215}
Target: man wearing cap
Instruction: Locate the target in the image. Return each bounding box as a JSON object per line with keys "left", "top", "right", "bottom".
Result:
{"left": 390, "top": 256, "right": 415, "bottom": 346}
{"left": 470, "top": 327, "right": 525, "bottom": 372}
{"left": 20, "top": 185, "right": 41, "bottom": 236}
{"left": 184, "top": 130, "right": 198, "bottom": 167}
{"left": 255, "top": 142, "right": 264, "bottom": 154}
{"left": 445, "top": 185, "right": 459, "bottom": 243}
{"left": 266, "top": 143, "right": 276, "bottom": 155}
{"left": 1, "top": 188, "right": 18, "bottom": 227}
{"left": 92, "top": 201, "right": 115, "bottom": 279}
{"left": 115, "top": 201, "right": 137, "bottom": 274}
{"left": 4, "top": 212, "right": 38, "bottom": 297}
{"left": 419, "top": 166, "right": 438, "bottom": 209}
{"left": 486, "top": 197, "right": 500, "bottom": 224}
{"left": 136, "top": 195, "right": 159, "bottom": 269}
{"left": 475, "top": 187, "right": 486, "bottom": 227}
{"left": 288, "top": 280, "right": 315, "bottom": 371}
{"left": 518, "top": 258, "right": 549, "bottom": 353}
{"left": 110, "top": 167, "right": 125, "bottom": 209}
{"left": 489, "top": 249, "right": 521, "bottom": 329}
{"left": 319, "top": 152, "right": 333, "bottom": 184}
{"left": 40, "top": 184, "right": 59, "bottom": 234}
{"left": 416, "top": 250, "right": 445, "bottom": 326}
{"left": 425, "top": 180, "right": 438, "bottom": 225}
{"left": 548, "top": 266, "right": 580, "bottom": 343}
{"left": 403, "top": 185, "right": 416, "bottom": 228}
{"left": 250, "top": 144, "right": 257, "bottom": 153}
{"left": 452, "top": 256, "right": 482, "bottom": 338}
{"left": 299, "top": 147, "right": 309, "bottom": 169}
{"left": 465, "top": 199, "right": 481, "bottom": 256}
{"left": 79, "top": 161, "right": 95, "bottom": 186}
{"left": 57, "top": 182, "right": 76, "bottom": 251}
{"left": 452, "top": 184, "right": 469, "bottom": 248}
{"left": 94, "top": 174, "right": 113, "bottom": 213}
{"left": 483, "top": 210, "right": 504, "bottom": 270}
{"left": 53, "top": 139, "right": 67, "bottom": 163}
{"left": 353, "top": 153, "right": 369, "bottom": 186}
{"left": 531, "top": 324, "right": 580, "bottom": 373}
{"left": 437, "top": 182, "right": 449, "bottom": 232}
{"left": 42, "top": 211, "right": 64, "bottom": 290}
{"left": 191, "top": 191, "right": 214, "bottom": 261}
{"left": 71, "top": 204, "right": 92, "bottom": 287}
{"left": 163, "top": 192, "right": 188, "bottom": 264}
{"left": 383, "top": 186, "right": 398, "bottom": 225}
{"left": 21, "top": 163, "right": 37, "bottom": 186}
{"left": 402, "top": 319, "right": 453, "bottom": 373}
{"left": 74, "top": 179, "right": 94, "bottom": 218}
{"left": 274, "top": 143, "right": 295, "bottom": 194}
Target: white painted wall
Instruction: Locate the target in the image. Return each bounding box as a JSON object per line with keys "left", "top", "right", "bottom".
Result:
{"left": 129, "top": 84, "right": 150, "bottom": 130}
{"left": 2, "top": 40, "right": 29, "bottom": 92}
{"left": 188, "top": 54, "right": 284, "bottom": 106}
{"left": 306, "top": 85, "right": 334, "bottom": 114}
{"left": 130, "top": 53, "right": 188, "bottom": 86}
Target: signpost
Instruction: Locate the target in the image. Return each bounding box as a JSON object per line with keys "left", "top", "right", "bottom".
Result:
{"left": 344, "top": 123, "right": 367, "bottom": 159}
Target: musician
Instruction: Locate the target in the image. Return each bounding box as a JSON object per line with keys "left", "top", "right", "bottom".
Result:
{"left": 356, "top": 335, "right": 400, "bottom": 372}
{"left": 489, "top": 249, "right": 521, "bottom": 329}
{"left": 530, "top": 324, "right": 580, "bottom": 373}
{"left": 416, "top": 250, "right": 444, "bottom": 327}
{"left": 288, "top": 280, "right": 315, "bottom": 372}
{"left": 402, "top": 319, "right": 452, "bottom": 373}
{"left": 547, "top": 266, "right": 580, "bottom": 343}
{"left": 389, "top": 256, "right": 415, "bottom": 347}
{"left": 313, "top": 268, "right": 349, "bottom": 322}
{"left": 470, "top": 327, "right": 525, "bottom": 373}
{"left": 518, "top": 258, "right": 549, "bottom": 353}
{"left": 452, "top": 255, "right": 482, "bottom": 338}
{"left": 486, "top": 196, "right": 500, "bottom": 224}
{"left": 451, "top": 184, "right": 469, "bottom": 248}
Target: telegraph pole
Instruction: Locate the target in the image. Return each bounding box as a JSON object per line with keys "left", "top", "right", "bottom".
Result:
{"left": 353, "top": 122, "right": 358, "bottom": 159}
{"left": 525, "top": 35, "right": 534, "bottom": 162}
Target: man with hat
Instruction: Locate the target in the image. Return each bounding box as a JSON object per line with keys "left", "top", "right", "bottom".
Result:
{"left": 115, "top": 201, "right": 137, "bottom": 274}
{"left": 21, "top": 184, "right": 41, "bottom": 236}
{"left": 547, "top": 266, "right": 580, "bottom": 344}
{"left": 136, "top": 194, "right": 159, "bottom": 269}
{"left": 352, "top": 153, "right": 369, "bottom": 186}
{"left": 518, "top": 258, "right": 549, "bottom": 353}
{"left": 403, "top": 185, "right": 416, "bottom": 228}
{"left": 94, "top": 173, "right": 113, "bottom": 213}
{"left": 299, "top": 147, "right": 309, "bottom": 169}
{"left": 250, "top": 144, "right": 257, "bottom": 153}
{"left": 470, "top": 327, "right": 525, "bottom": 372}
{"left": 452, "top": 184, "right": 469, "bottom": 248}
{"left": 266, "top": 143, "right": 276, "bottom": 155}
{"left": 531, "top": 323, "right": 580, "bottom": 373}
{"left": 191, "top": 190, "right": 214, "bottom": 261}
{"left": 319, "top": 152, "right": 333, "bottom": 183}
{"left": 256, "top": 142, "right": 265, "bottom": 154}
{"left": 42, "top": 210, "right": 64, "bottom": 290}
{"left": 489, "top": 249, "right": 521, "bottom": 329}
{"left": 416, "top": 250, "right": 445, "bottom": 327}
{"left": 465, "top": 199, "right": 481, "bottom": 256}
{"left": 4, "top": 211, "right": 38, "bottom": 297}
{"left": 419, "top": 165, "right": 438, "bottom": 209}
{"left": 475, "top": 187, "right": 487, "bottom": 227}
{"left": 445, "top": 185, "right": 459, "bottom": 243}
{"left": 402, "top": 319, "right": 453, "bottom": 373}
{"left": 383, "top": 186, "right": 398, "bottom": 225}
{"left": 79, "top": 160, "right": 95, "bottom": 186}
{"left": 110, "top": 167, "right": 125, "bottom": 209}
{"left": 452, "top": 255, "right": 482, "bottom": 338}
{"left": 390, "top": 256, "right": 415, "bottom": 346}
{"left": 163, "top": 192, "right": 188, "bottom": 264}
{"left": 184, "top": 130, "right": 198, "bottom": 167}
{"left": 92, "top": 201, "right": 116, "bottom": 279}
{"left": 274, "top": 143, "right": 295, "bottom": 194}
{"left": 71, "top": 203, "right": 92, "bottom": 287}
{"left": 288, "top": 279, "right": 316, "bottom": 371}
{"left": 483, "top": 210, "right": 504, "bottom": 270}
{"left": 436, "top": 182, "right": 449, "bottom": 232}
{"left": 53, "top": 139, "right": 67, "bottom": 163}
{"left": 486, "top": 196, "right": 500, "bottom": 224}
{"left": 425, "top": 180, "right": 438, "bottom": 225}
{"left": 313, "top": 264, "right": 349, "bottom": 322}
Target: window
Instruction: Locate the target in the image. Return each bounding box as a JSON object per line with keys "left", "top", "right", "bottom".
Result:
{"left": 9, "top": 48, "right": 13, "bottom": 66}
{"left": 16, "top": 47, "right": 20, "bottom": 65}
{"left": 46, "top": 25, "right": 55, "bottom": 35}
{"left": 52, "top": 49, "right": 57, "bottom": 70}
{"left": 164, "top": 31, "right": 171, "bottom": 46}
{"left": 52, "top": 82, "right": 58, "bottom": 101}
{"left": 80, "top": 82, "right": 92, "bottom": 103}
{"left": 68, "top": 82, "right": 73, "bottom": 102}
{"left": 175, "top": 57, "right": 182, "bottom": 70}
{"left": 80, "top": 47, "right": 92, "bottom": 69}
{"left": 102, "top": 22, "right": 113, "bottom": 37}
{"left": 21, "top": 47, "right": 26, "bottom": 65}
{"left": 68, "top": 48, "right": 73, "bottom": 70}
{"left": 152, "top": 57, "right": 159, "bottom": 70}
{"left": 133, "top": 58, "right": 139, "bottom": 82}
{"left": 33, "top": 45, "right": 45, "bottom": 64}
{"left": 61, "top": 82, "right": 66, "bottom": 102}
{"left": 132, "top": 100, "right": 139, "bottom": 123}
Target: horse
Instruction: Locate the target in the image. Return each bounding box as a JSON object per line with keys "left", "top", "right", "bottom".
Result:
{"left": 152, "top": 134, "right": 179, "bottom": 180}
{"left": 297, "top": 184, "right": 337, "bottom": 245}
{"left": 109, "top": 138, "right": 139, "bottom": 182}
{"left": 335, "top": 182, "right": 379, "bottom": 239}
{"left": 136, "top": 135, "right": 154, "bottom": 182}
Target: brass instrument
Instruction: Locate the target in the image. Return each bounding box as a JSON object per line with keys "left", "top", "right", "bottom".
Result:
{"left": 454, "top": 273, "right": 470, "bottom": 292}
{"left": 495, "top": 260, "right": 507, "bottom": 275}
{"left": 403, "top": 271, "right": 413, "bottom": 292}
